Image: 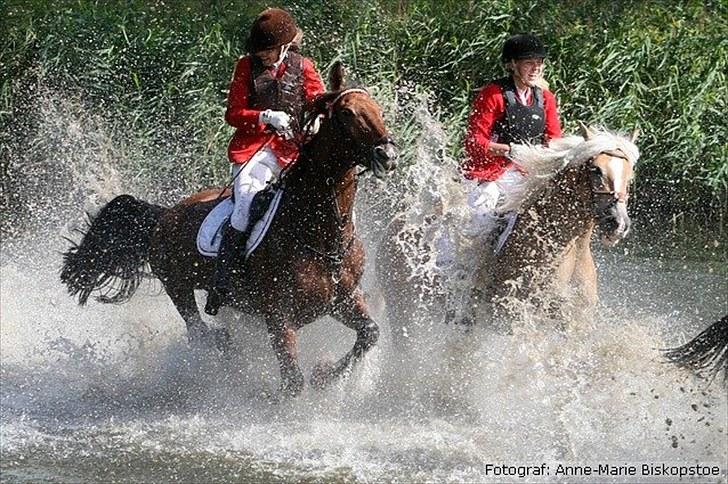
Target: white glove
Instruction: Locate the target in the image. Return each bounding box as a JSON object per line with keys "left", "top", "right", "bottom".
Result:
{"left": 259, "top": 110, "right": 291, "bottom": 133}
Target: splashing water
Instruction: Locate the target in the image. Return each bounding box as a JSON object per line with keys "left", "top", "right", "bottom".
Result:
{"left": 2, "top": 86, "right": 726, "bottom": 483}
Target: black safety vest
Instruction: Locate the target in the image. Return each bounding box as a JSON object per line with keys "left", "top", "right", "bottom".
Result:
{"left": 491, "top": 77, "right": 545, "bottom": 145}
{"left": 249, "top": 51, "right": 305, "bottom": 133}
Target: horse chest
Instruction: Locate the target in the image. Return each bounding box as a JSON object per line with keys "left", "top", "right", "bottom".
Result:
{"left": 294, "top": 258, "right": 348, "bottom": 298}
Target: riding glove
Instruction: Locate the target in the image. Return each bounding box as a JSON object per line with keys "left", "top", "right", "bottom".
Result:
{"left": 259, "top": 110, "right": 292, "bottom": 134}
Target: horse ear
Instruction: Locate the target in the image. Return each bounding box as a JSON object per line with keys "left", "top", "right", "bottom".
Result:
{"left": 329, "top": 61, "right": 345, "bottom": 91}
{"left": 630, "top": 127, "right": 640, "bottom": 142}
{"left": 578, "top": 121, "right": 595, "bottom": 140}
{"left": 308, "top": 91, "right": 339, "bottom": 117}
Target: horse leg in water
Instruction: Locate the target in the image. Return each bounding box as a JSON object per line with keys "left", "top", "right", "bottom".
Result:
{"left": 312, "top": 289, "right": 380, "bottom": 389}
{"left": 570, "top": 232, "right": 598, "bottom": 318}
{"left": 163, "top": 281, "right": 230, "bottom": 351}
{"left": 554, "top": 230, "right": 597, "bottom": 323}
{"left": 266, "top": 316, "right": 305, "bottom": 397}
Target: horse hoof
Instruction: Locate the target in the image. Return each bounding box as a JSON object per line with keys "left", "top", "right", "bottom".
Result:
{"left": 204, "top": 290, "right": 229, "bottom": 316}
{"left": 280, "top": 374, "right": 305, "bottom": 398}
{"left": 310, "top": 360, "right": 336, "bottom": 390}
{"left": 204, "top": 299, "right": 221, "bottom": 316}
{"left": 187, "top": 327, "right": 231, "bottom": 354}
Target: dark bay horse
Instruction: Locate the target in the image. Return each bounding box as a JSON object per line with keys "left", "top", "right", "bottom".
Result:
{"left": 376, "top": 124, "right": 639, "bottom": 343}
{"left": 61, "top": 63, "right": 397, "bottom": 396}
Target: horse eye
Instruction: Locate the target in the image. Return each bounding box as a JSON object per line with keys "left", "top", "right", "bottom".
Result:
{"left": 341, "top": 108, "right": 354, "bottom": 117}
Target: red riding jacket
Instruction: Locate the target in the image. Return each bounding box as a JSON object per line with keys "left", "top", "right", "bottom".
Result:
{"left": 463, "top": 81, "right": 562, "bottom": 181}
{"left": 225, "top": 55, "right": 325, "bottom": 166}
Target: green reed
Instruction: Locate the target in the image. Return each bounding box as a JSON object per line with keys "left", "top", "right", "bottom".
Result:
{"left": 2, "top": 0, "right": 726, "bottom": 238}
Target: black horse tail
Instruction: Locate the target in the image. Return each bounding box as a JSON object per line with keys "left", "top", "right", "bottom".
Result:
{"left": 60, "top": 194, "right": 165, "bottom": 306}
{"left": 663, "top": 315, "right": 728, "bottom": 384}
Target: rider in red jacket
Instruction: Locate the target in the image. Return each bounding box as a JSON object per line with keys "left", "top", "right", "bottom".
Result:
{"left": 225, "top": 46, "right": 325, "bottom": 166}
{"left": 462, "top": 33, "right": 562, "bottom": 251}
{"left": 206, "top": 7, "right": 325, "bottom": 316}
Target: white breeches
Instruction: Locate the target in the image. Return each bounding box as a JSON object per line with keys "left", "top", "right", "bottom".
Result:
{"left": 230, "top": 147, "right": 281, "bottom": 231}
{"left": 464, "top": 168, "right": 526, "bottom": 237}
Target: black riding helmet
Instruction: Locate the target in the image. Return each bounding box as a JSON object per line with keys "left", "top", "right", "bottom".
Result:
{"left": 501, "top": 33, "right": 548, "bottom": 63}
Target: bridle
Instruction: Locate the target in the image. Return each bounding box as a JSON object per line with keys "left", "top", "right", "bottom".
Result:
{"left": 293, "top": 88, "right": 395, "bottom": 280}
{"left": 589, "top": 148, "right": 631, "bottom": 205}
{"left": 325, "top": 88, "right": 396, "bottom": 178}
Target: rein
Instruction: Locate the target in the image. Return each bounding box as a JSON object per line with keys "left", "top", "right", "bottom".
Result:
{"left": 283, "top": 88, "right": 379, "bottom": 279}
{"left": 285, "top": 175, "right": 356, "bottom": 283}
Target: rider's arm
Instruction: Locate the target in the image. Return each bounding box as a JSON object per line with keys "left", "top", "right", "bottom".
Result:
{"left": 225, "top": 56, "right": 266, "bottom": 134}
{"left": 489, "top": 141, "right": 512, "bottom": 157}
{"left": 302, "top": 57, "right": 326, "bottom": 104}
{"left": 542, "top": 89, "right": 562, "bottom": 144}
{"left": 464, "top": 84, "right": 506, "bottom": 165}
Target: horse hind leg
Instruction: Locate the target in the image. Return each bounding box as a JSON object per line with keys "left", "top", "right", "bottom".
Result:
{"left": 164, "top": 281, "right": 230, "bottom": 352}
{"left": 266, "top": 317, "right": 305, "bottom": 397}
{"left": 312, "top": 289, "right": 380, "bottom": 389}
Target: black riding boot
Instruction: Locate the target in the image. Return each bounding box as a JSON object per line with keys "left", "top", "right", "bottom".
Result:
{"left": 205, "top": 222, "right": 247, "bottom": 316}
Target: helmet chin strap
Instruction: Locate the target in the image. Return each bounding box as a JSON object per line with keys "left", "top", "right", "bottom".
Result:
{"left": 512, "top": 72, "right": 532, "bottom": 91}
{"left": 272, "top": 42, "right": 292, "bottom": 71}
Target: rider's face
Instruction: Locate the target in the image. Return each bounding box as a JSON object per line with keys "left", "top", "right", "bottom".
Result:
{"left": 255, "top": 46, "right": 282, "bottom": 67}
{"left": 511, "top": 57, "right": 545, "bottom": 88}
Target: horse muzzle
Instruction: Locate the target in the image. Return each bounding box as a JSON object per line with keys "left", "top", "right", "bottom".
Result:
{"left": 597, "top": 202, "right": 631, "bottom": 246}
{"left": 371, "top": 137, "right": 398, "bottom": 178}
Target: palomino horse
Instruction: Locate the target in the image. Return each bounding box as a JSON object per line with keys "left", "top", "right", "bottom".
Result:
{"left": 61, "top": 62, "right": 398, "bottom": 396}
{"left": 664, "top": 314, "right": 728, "bottom": 385}
{"left": 376, "top": 124, "right": 639, "bottom": 342}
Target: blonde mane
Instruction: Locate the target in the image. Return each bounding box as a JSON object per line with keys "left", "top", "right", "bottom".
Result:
{"left": 501, "top": 128, "right": 640, "bottom": 212}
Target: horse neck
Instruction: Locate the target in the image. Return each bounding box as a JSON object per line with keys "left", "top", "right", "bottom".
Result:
{"left": 284, "top": 123, "right": 358, "bottom": 235}
{"left": 521, "top": 165, "right": 594, "bottom": 253}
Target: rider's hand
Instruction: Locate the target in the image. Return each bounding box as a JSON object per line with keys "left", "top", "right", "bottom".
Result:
{"left": 259, "top": 110, "right": 292, "bottom": 133}
{"left": 507, "top": 143, "right": 527, "bottom": 160}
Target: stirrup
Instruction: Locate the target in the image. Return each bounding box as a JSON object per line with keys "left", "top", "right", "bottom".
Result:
{"left": 493, "top": 212, "right": 518, "bottom": 255}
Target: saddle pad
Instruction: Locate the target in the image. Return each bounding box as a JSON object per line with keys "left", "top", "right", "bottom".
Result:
{"left": 196, "top": 189, "right": 284, "bottom": 258}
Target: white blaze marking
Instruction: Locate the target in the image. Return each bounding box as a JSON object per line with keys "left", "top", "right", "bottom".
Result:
{"left": 608, "top": 156, "right": 625, "bottom": 198}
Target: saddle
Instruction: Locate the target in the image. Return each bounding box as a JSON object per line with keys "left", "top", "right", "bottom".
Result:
{"left": 196, "top": 187, "right": 283, "bottom": 258}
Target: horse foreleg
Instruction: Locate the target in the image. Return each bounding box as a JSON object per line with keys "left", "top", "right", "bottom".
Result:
{"left": 570, "top": 236, "right": 598, "bottom": 320}
{"left": 312, "top": 289, "right": 380, "bottom": 389}
{"left": 548, "top": 240, "right": 578, "bottom": 322}
{"left": 164, "top": 282, "right": 230, "bottom": 352}
{"left": 266, "top": 317, "right": 304, "bottom": 397}
{"left": 555, "top": 240, "right": 577, "bottom": 292}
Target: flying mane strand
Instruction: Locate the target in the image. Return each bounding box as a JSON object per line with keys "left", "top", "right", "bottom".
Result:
{"left": 501, "top": 128, "right": 640, "bottom": 212}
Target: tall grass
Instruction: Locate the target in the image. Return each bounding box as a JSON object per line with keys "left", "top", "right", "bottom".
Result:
{"left": 2, "top": 0, "right": 726, "bottom": 238}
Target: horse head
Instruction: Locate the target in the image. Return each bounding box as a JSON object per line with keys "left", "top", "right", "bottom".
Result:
{"left": 580, "top": 122, "right": 639, "bottom": 246}
{"left": 304, "top": 61, "right": 397, "bottom": 178}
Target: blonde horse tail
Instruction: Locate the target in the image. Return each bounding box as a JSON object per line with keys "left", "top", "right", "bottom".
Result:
{"left": 663, "top": 315, "right": 728, "bottom": 384}
{"left": 60, "top": 195, "right": 164, "bottom": 305}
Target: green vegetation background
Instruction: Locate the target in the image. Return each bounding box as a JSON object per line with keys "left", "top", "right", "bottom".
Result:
{"left": 2, "top": 0, "right": 726, "bottom": 239}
